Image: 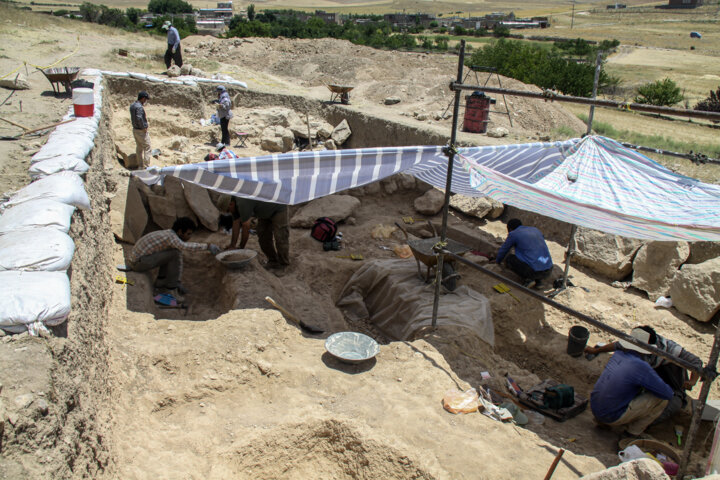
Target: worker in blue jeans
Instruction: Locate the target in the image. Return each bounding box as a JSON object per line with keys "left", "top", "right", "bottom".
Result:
{"left": 496, "top": 218, "right": 553, "bottom": 288}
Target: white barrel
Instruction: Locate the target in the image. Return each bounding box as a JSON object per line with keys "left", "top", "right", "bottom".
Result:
{"left": 72, "top": 88, "right": 94, "bottom": 117}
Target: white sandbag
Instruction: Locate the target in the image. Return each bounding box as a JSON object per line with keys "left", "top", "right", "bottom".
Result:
{"left": 146, "top": 75, "right": 163, "bottom": 83}
{"left": 102, "top": 71, "right": 130, "bottom": 77}
{"left": 0, "top": 271, "right": 71, "bottom": 334}
{"left": 129, "top": 72, "right": 148, "bottom": 80}
{"left": 29, "top": 157, "right": 90, "bottom": 178}
{"left": 3, "top": 172, "right": 90, "bottom": 210}
{"left": 33, "top": 134, "right": 94, "bottom": 162}
{"left": 0, "top": 200, "right": 76, "bottom": 235}
{"left": 81, "top": 68, "right": 102, "bottom": 76}
{"left": 0, "top": 228, "right": 75, "bottom": 271}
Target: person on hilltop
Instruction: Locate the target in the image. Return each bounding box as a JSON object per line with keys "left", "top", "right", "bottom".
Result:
{"left": 129, "top": 91, "right": 151, "bottom": 169}
{"left": 217, "top": 195, "right": 290, "bottom": 273}
{"left": 585, "top": 326, "right": 702, "bottom": 425}
{"left": 212, "top": 85, "right": 233, "bottom": 146}
{"left": 162, "top": 21, "right": 183, "bottom": 69}
{"left": 127, "top": 217, "right": 221, "bottom": 301}
{"left": 590, "top": 328, "right": 674, "bottom": 440}
{"left": 495, "top": 218, "right": 553, "bottom": 288}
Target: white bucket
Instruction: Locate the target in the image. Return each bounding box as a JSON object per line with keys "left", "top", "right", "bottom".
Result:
{"left": 72, "top": 88, "right": 94, "bottom": 117}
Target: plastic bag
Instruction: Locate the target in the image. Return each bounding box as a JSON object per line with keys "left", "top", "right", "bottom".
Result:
{"left": 0, "top": 228, "right": 75, "bottom": 271}
{"left": 3, "top": 172, "right": 90, "bottom": 210}
{"left": 371, "top": 224, "right": 396, "bottom": 239}
{"left": 618, "top": 445, "right": 646, "bottom": 463}
{"left": 655, "top": 296, "right": 673, "bottom": 308}
{"left": 442, "top": 388, "right": 479, "bottom": 414}
{"left": 393, "top": 244, "right": 413, "bottom": 259}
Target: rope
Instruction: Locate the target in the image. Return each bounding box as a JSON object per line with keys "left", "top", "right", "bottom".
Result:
{"left": 0, "top": 36, "right": 80, "bottom": 79}
{"left": 618, "top": 102, "right": 632, "bottom": 111}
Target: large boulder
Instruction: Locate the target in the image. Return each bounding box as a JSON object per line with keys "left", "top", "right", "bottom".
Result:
{"left": 110, "top": 178, "right": 148, "bottom": 244}
{"left": 168, "top": 136, "right": 188, "bottom": 151}
{"left": 290, "top": 194, "right": 360, "bottom": 228}
{"left": 487, "top": 127, "right": 509, "bottom": 138}
{"left": 573, "top": 228, "right": 643, "bottom": 280}
{"left": 669, "top": 257, "right": 720, "bottom": 322}
{"left": 260, "top": 126, "right": 294, "bottom": 153}
{"left": 164, "top": 176, "right": 197, "bottom": 223}
{"left": 414, "top": 188, "right": 445, "bottom": 215}
{"left": 183, "top": 182, "right": 219, "bottom": 231}
{"left": 167, "top": 65, "right": 181, "bottom": 77}
{"left": 632, "top": 241, "right": 690, "bottom": 300}
{"left": 450, "top": 194, "right": 503, "bottom": 220}
{"left": 687, "top": 241, "right": 720, "bottom": 264}
{"left": 147, "top": 194, "right": 176, "bottom": 230}
{"left": 180, "top": 64, "right": 193, "bottom": 76}
{"left": 580, "top": 458, "right": 668, "bottom": 480}
{"left": 0, "top": 73, "right": 30, "bottom": 90}
{"left": 331, "top": 119, "right": 351, "bottom": 145}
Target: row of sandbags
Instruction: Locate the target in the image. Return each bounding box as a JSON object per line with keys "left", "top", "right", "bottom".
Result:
{"left": 0, "top": 70, "right": 101, "bottom": 335}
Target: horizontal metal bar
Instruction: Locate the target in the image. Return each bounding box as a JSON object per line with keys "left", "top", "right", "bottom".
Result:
{"left": 449, "top": 82, "right": 720, "bottom": 122}
{"left": 443, "top": 250, "right": 714, "bottom": 379}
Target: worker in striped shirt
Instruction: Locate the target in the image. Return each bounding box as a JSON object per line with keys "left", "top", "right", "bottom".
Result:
{"left": 128, "top": 217, "right": 220, "bottom": 299}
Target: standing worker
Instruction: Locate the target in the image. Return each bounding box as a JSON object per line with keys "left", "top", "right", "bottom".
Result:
{"left": 213, "top": 85, "right": 233, "bottom": 146}
{"left": 496, "top": 218, "right": 553, "bottom": 288}
{"left": 130, "top": 91, "right": 151, "bottom": 169}
{"left": 217, "top": 195, "right": 290, "bottom": 273}
{"left": 162, "top": 21, "right": 183, "bottom": 69}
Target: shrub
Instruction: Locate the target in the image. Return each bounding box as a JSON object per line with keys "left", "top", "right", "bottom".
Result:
{"left": 147, "top": 0, "right": 193, "bottom": 14}
{"left": 634, "top": 78, "right": 683, "bottom": 106}
{"left": 247, "top": 4, "right": 255, "bottom": 21}
{"left": 126, "top": 7, "right": 142, "bottom": 24}
{"left": 492, "top": 24, "right": 510, "bottom": 38}
{"left": 694, "top": 86, "right": 720, "bottom": 113}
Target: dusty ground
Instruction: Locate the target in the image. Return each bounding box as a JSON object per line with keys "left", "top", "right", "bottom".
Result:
{"left": 0, "top": 6, "right": 719, "bottom": 479}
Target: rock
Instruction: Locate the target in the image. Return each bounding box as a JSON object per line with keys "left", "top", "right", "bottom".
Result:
{"left": 35, "top": 398, "right": 49, "bottom": 416}
{"left": 180, "top": 64, "right": 193, "bottom": 76}
{"left": 316, "top": 123, "right": 333, "bottom": 140}
{"left": 164, "top": 177, "right": 197, "bottom": 224}
{"left": 168, "top": 136, "right": 188, "bottom": 151}
{"left": 632, "top": 241, "right": 690, "bottom": 300}
{"left": 191, "top": 67, "right": 206, "bottom": 78}
{"left": 0, "top": 72, "right": 30, "bottom": 90}
{"left": 110, "top": 178, "right": 148, "bottom": 244}
{"left": 487, "top": 127, "right": 509, "bottom": 138}
{"left": 14, "top": 393, "right": 34, "bottom": 409}
{"left": 669, "top": 257, "right": 720, "bottom": 322}
{"left": 573, "top": 228, "right": 643, "bottom": 280}
{"left": 183, "top": 182, "right": 219, "bottom": 231}
{"left": 416, "top": 113, "right": 429, "bottom": 121}
{"left": 290, "top": 194, "right": 361, "bottom": 228}
{"left": 414, "top": 188, "right": 445, "bottom": 215}
{"left": 384, "top": 96, "right": 401, "bottom": 105}
{"left": 450, "top": 194, "right": 503, "bottom": 220}
{"left": 115, "top": 143, "right": 129, "bottom": 165}
{"left": 331, "top": 119, "right": 351, "bottom": 145}
{"left": 167, "top": 65, "right": 181, "bottom": 77}
{"left": 580, "top": 458, "right": 667, "bottom": 480}
{"left": 382, "top": 177, "right": 398, "bottom": 195}
{"left": 396, "top": 173, "right": 416, "bottom": 190}
{"left": 323, "top": 139, "right": 337, "bottom": 150}
{"left": 147, "top": 194, "right": 176, "bottom": 230}
{"left": 687, "top": 241, "right": 720, "bottom": 264}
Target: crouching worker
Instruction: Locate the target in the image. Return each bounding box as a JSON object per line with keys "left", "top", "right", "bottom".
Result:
{"left": 590, "top": 331, "right": 673, "bottom": 439}
{"left": 217, "top": 195, "right": 290, "bottom": 271}
{"left": 128, "top": 217, "right": 221, "bottom": 299}
{"left": 496, "top": 218, "right": 553, "bottom": 288}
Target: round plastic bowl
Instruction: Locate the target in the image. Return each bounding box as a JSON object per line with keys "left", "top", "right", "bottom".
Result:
{"left": 325, "top": 332, "right": 380, "bottom": 364}
{"left": 215, "top": 249, "right": 257, "bottom": 269}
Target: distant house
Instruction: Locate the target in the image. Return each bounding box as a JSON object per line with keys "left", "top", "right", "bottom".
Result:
{"left": 313, "top": 10, "right": 343, "bottom": 25}
{"left": 606, "top": 3, "right": 627, "bottom": 8}
{"left": 665, "top": 0, "right": 703, "bottom": 8}
{"left": 383, "top": 13, "right": 433, "bottom": 29}
{"left": 197, "top": 1, "right": 234, "bottom": 20}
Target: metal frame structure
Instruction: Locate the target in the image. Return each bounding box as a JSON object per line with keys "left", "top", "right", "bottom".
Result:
{"left": 429, "top": 40, "right": 719, "bottom": 478}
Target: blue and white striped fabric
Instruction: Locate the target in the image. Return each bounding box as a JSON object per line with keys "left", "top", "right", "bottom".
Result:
{"left": 135, "top": 136, "right": 720, "bottom": 241}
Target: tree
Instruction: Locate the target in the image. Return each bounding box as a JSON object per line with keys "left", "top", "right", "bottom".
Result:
{"left": 126, "top": 7, "right": 142, "bottom": 24}
{"left": 429, "top": 20, "right": 438, "bottom": 28}
{"left": 492, "top": 24, "right": 510, "bottom": 38}
{"left": 694, "top": 86, "right": 720, "bottom": 113}
{"left": 634, "top": 78, "right": 683, "bottom": 106}
{"left": 247, "top": 4, "right": 255, "bottom": 21}
{"left": 148, "top": 0, "right": 193, "bottom": 14}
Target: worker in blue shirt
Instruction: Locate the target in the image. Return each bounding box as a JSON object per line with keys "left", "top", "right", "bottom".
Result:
{"left": 496, "top": 218, "right": 553, "bottom": 288}
{"left": 590, "top": 333, "right": 673, "bottom": 438}
{"left": 162, "top": 21, "right": 183, "bottom": 69}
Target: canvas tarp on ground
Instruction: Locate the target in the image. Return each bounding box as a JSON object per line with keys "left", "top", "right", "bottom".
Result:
{"left": 135, "top": 135, "right": 720, "bottom": 241}
{"left": 336, "top": 259, "right": 494, "bottom": 345}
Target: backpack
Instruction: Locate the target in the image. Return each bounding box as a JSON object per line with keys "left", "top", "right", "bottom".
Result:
{"left": 543, "top": 384, "right": 575, "bottom": 410}
{"left": 311, "top": 217, "right": 337, "bottom": 242}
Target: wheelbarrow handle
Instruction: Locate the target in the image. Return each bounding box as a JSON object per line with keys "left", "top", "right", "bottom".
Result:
{"left": 394, "top": 222, "right": 409, "bottom": 241}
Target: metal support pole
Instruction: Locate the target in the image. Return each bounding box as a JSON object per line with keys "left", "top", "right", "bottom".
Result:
{"left": 586, "top": 51, "right": 603, "bottom": 135}
{"left": 431, "top": 40, "right": 465, "bottom": 328}
{"left": 549, "top": 224, "right": 577, "bottom": 299}
{"left": 678, "top": 311, "right": 720, "bottom": 478}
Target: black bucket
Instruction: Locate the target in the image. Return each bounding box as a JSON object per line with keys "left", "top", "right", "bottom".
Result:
{"left": 567, "top": 326, "right": 589, "bottom": 357}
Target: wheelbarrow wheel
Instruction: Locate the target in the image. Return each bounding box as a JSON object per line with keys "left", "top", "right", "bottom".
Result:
{"left": 441, "top": 262, "right": 460, "bottom": 291}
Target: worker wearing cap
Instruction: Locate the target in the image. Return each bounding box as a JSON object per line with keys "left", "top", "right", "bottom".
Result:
{"left": 162, "top": 21, "right": 183, "bottom": 69}
{"left": 129, "top": 91, "right": 151, "bottom": 169}
{"left": 216, "top": 195, "right": 290, "bottom": 271}
{"left": 586, "top": 326, "right": 702, "bottom": 425}
{"left": 212, "top": 85, "right": 233, "bottom": 145}
{"left": 589, "top": 327, "right": 674, "bottom": 438}
{"left": 216, "top": 142, "right": 238, "bottom": 160}
{"left": 496, "top": 218, "right": 553, "bottom": 289}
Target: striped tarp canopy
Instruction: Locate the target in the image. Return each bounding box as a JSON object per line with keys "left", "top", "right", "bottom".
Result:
{"left": 135, "top": 136, "right": 720, "bottom": 241}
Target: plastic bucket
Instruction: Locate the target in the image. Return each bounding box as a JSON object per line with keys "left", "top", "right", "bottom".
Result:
{"left": 72, "top": 88, "right": 94, "bottom": 117}
{"left": 567, "top": 325, "right": 589, "bottom": 357}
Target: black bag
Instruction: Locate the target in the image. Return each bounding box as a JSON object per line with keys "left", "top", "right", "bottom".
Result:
{"left": 311, "top": 217, "right": 337, "bottom": 242}
{"left": 543, "top": 384, "right": 575, "bottom": 410}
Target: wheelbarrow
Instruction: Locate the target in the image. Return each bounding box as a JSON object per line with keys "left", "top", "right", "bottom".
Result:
{"left": 327, "top": 84, "right": 354, "bottom": 104}
{"left": 39, "top": 66, "right": 80, "bottom": 96}
{"left": 395, "top": 221, "right": 469, "bottom": 291}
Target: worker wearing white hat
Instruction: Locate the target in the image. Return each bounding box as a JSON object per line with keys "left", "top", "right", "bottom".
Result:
{"left": 162, "top": 21, "right": 183, "bottom": 69}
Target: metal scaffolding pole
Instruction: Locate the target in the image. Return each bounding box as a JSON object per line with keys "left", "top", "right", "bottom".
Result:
{"left": 430, "top": 39, "right": 465, "bottom": 328}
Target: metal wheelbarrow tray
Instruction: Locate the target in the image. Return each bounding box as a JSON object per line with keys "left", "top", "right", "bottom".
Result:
{"left": 39, "top": 67, "right": 80, "bottom": 95}
{"left": 327, "top": 84, "right": 354, "bottom": 103}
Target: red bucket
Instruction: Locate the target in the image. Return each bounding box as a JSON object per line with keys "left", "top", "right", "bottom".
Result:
{"left": 72, "top": 88, "right": 94, "bottom": 117}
